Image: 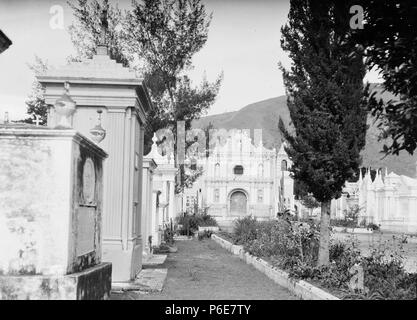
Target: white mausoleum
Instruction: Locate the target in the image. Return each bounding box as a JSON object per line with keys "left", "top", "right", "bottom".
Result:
{"left": 144, "top": 134, "right": 178, "bottom": 245}
{"left": 332, "top": 166, "right": 417, "bottom": 233}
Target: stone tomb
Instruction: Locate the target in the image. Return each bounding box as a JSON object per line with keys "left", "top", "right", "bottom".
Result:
{"left": 37, "top": 46, "right": 154, "bottom": 283}
{"left": 0, "top": 125, "right": 110, "bottom": 300}
{"left": 144, "top": 133, "right": 178, "bottom": 243}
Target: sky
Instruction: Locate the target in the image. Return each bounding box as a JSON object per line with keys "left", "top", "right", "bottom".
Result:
{"left": 0, "top": 0, "right": 382, "bottom": 121}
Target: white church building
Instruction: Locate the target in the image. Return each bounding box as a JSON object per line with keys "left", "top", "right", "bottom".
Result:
{"left": 182, "top": 129, "right": 294, "bottom": 229}
{"left": 332, "top": 167, "right": 417, "bottom": 233}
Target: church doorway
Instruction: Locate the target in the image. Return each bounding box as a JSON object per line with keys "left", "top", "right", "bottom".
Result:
{"left": 229, "top": 190, "right": 248, "bottom": 215}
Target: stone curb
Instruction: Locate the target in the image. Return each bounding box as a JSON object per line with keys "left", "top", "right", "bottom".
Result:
{"left": 211, "top": 234, "right": 340, "bottom": 300}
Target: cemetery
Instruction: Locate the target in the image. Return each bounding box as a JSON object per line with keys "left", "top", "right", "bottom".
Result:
{"left": 1, "top": 1, "right": 417, "bottom": 302}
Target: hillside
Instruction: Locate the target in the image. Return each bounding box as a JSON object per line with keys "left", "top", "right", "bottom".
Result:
{"left": 193, "top": 85, "right": 417, "bottom": 177}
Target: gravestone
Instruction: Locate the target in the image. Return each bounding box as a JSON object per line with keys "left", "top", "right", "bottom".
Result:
{"left": 348, "top": 264, "right": 365, "bottom": 292}
{"left": 0, "top": 123, "right": 110, "bottom": 299}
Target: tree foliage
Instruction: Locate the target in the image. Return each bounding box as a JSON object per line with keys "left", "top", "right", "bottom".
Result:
{"left": 279, "top": 0, "right": 369, "bottom": 265}
{"left": 355, "top": 0, "right": 417, "bottom": 155}
{"left": 26, "top": 0, "right": 222, "bottom": 192}
{"left": 23, "top": 56, "right": 49, "bottom": 125}
{"left": 67, "top": 0, "right": 129, "bottom": 65}
{"left": 123, "top": 0, "right": 223, "bottom": 154}
{"left": 279, "top": 0, "right": 368, "bottom": 203}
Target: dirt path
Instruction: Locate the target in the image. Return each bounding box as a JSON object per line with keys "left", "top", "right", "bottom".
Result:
{"left": 112, "top": 238, "right": 296, "bottom": 300}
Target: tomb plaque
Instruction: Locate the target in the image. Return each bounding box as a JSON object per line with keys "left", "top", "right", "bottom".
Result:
{"left": 77, "top": 206, "right": 96, "bottom": 256}
{"left": 83, "top": 158, "right": 96, "bottom": 204}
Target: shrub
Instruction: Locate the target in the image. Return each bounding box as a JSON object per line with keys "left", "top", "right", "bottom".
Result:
{"left": 226, "top": 215, "right": 416, "bottom": 300}
{"left": 176, "top": 212, "right": 218, "bottom": 235}
{"left": 198, "top": 230, "right": 213, "bottom": 240}
{"left": 345, "top": 205, "right": 360, "bottom": 225}
{"left": 359, "top": 241, "right": 416, "bottom": 300}
{"left": 232, "top": 216, "right": 258, "bottom": 245}
{"left": 199, "top": 213, "right": 218, "bottom": 227}
{"left": 164, "top": 228, "right": 175, "bottom": 245}
{"left": 366, "top": 222, "right": 379, "bottom": 231}
{"left": 331, "top": 205, "right": 361, "bottom": 228}
{"left": 240, "top": 218, "right": 320, "bottom": 270}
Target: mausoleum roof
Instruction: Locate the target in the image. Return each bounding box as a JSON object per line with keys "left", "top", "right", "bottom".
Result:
{"left": 400, "top": 175, "right": 417, "bottom": 187}
{"left": 145, "top": 133, "right": 176, "bottom": 168}
{"left": 37, "top": 49, "right": 154, "bottom": 117}
{"left": 39, "top": 54, "right": 141, "bottom": 83}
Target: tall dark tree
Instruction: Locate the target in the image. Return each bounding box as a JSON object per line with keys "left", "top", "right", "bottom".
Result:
{"left": 279, "top": 0, "right": 369, "bottom": 265}
{"left": 355, "top": 0, "right": 417, "bottom": 155}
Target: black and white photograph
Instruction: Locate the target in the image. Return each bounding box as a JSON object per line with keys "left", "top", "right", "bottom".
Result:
{"left": 0, "top": 0, "right": 417, "bottom": 307}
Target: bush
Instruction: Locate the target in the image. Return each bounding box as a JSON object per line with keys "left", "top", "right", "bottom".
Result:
{"left": 366, "top": 222, "right": 379, "bottom": 231}
{"left": 233, "top": 217, "right": 320, "bottom": 270}
{"left": 164, "top": 228, "right": 175, "bottom": 245}
{"left": 198, "top": 230, "right": 213, "bottom": 240}
{"left": 232, "top": 216, "right": 258, "bottom": 245}
{"left": 228, "top": 215, "right": 416, "bottom": 299}
{"left": 331, "top": 205, "right": 361, "bottom": 228}
{"left": 359, "top": 242, "right": 416, "bottom": 300}
{"left": 199, "top": 213, "right": 218, "bottom": 227}
{"left": 176, "top": 212, "right": 218, "bottom": 235}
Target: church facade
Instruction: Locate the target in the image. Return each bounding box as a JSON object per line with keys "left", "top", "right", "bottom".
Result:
{"left": 182, "top": 129, "right": 294, "bottom": 228}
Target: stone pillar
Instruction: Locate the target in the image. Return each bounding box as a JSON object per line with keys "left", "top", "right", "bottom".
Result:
{"left": 168, "top": 180, "right": 176, "bottom": 223}
{"left": 142, "top": 157, "right": 157, "bottom": 255}
{"left": 151, "top": 190, "right": 162, "bottom": 247}
{"left": 0, "top": 127, "right": 111, "bottom": 300}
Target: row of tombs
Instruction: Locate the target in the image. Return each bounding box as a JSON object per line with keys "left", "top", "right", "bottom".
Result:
{"left": 0, "top": 44, "right": 177, "bottom": 300}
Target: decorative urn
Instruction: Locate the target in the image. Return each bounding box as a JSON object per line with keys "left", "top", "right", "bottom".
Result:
{"left": 90, "top": 110, "right": 106, "bottom": 144}
{"left": 54, "top": 82, "right": 76, "bottom": 128}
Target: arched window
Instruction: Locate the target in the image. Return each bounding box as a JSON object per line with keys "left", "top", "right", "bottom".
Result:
{"left": 214, "top": 189, "right": 220, "bottom": 202}
{"left": 281, "top": 160, "right": 288, "bottom": 171}
{"left": 234, "top": 165, "right": 244, "bottom": 175}
{"left": 257, "top": 189, "right": 263, "bottom": 203}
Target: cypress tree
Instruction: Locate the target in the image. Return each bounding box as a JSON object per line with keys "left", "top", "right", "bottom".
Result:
{"left": 279, "top": 0, "right": 369, "bottom": 265}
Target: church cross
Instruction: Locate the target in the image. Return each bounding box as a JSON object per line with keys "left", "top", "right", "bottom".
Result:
{"left": 32, "top": 115, "right": 42, "bottom": 126}
{"left": 99, "top": 8, "right": 109, "bottom": 46}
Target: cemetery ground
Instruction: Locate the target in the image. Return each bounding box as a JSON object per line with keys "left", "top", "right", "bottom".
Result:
{"left": 111, "top": 238, "right": 297, "bottom": 300}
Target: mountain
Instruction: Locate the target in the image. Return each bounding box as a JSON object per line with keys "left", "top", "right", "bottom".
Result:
{"left": 193, "top": 85, "right": 417, "bottom": 177}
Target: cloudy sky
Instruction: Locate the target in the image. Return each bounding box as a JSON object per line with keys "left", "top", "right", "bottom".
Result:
{"left": 0, "top": 0, "right": 381, "bottom": 121}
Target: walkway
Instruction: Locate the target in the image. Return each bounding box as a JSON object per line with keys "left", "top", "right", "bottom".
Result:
{"left": 111, "top": 238, "right": 296, "bottom": 300}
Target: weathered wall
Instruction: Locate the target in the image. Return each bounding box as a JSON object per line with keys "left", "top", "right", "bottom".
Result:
{"left": 0, "top": 136, "right": 72, "bottom": 276}
{"left": 0, "top": 130, "right": 106, "bottom": 276}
